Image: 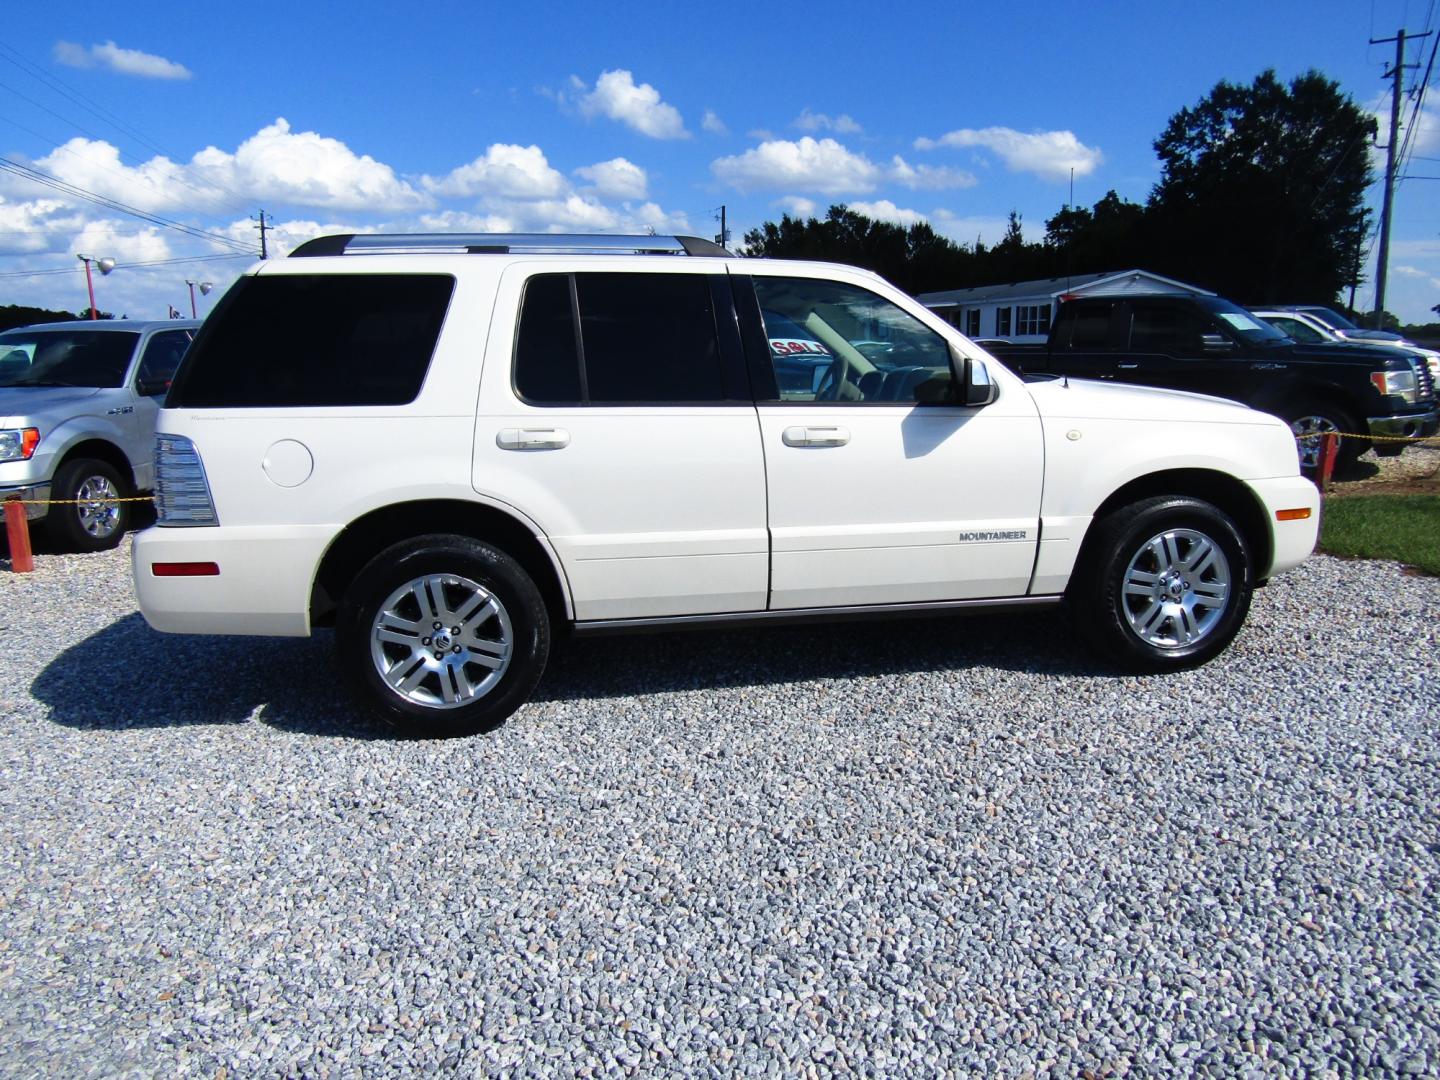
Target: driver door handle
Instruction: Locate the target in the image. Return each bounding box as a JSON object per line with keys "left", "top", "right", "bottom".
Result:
{"left": 782, "top": 425, "right": 850, "bottom": 448}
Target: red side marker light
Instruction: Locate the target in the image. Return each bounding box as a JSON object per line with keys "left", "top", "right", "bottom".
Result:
{"left": 151, "top": 561, "right": 220, "bottom": 577}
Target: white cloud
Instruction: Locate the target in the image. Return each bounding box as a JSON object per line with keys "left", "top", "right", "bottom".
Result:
{"left": 574, "top": 157, "right": 648, "bottom": 200}
{"left": 888, "top": 155, "right": 977, "bottom": 190}
{"left": 192, "top": 119, "right": 429, "bottom": 212}
{"left": 27, "top": 138, "right": 230, "bottom": 215}
{"left": 54, "top": 40, "right": 192, "bottom": 80}
{"left": 848, "top": 200, "right": 927, "bottom": 227}
{"left": 915, "top": 126, "right": 1103, "bottom": 181}
{"left": 712, "top": 137, "right": 882, "bottom": 194}
{"left": 423, "top": 144, "right": 567, "bottom": 199}
{"left": 1394, "top": 265, "right": 1440, "bottom": 289}
{"left": 774, "top": 196, "right": 818, "bottom": 218}
{"left": 794, "top": 108, "right": 862, "bottom": 135}
{"left": 578, "top": 70, "right": 688, "bottom": 139}
{"left": 702, "top": 110, "right": 728, "bottom": 136}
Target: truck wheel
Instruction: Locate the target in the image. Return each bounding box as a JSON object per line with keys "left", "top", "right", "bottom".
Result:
{"left": 336, "top": 534, "right": 550, "bottom": 737}
{"left": 1285, "top": 401, "right": 1362, "bottom": 470}
{"left": 1072, "top": 495, "right": 1253, "bottom": 672}
{"left": 48, "top": 457, "right": 130, "bottom": 552}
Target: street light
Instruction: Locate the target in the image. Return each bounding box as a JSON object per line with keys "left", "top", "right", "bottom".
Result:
{"left": 76, "top": 254, "right": 115, "bottom": 320}
{"left": 184, "top": 279, "right": 214, "bottom": 318}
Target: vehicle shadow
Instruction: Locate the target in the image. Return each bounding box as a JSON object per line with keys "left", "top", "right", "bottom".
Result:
{"left": 33, "top": 608, "right": 1099, "bottom": 738}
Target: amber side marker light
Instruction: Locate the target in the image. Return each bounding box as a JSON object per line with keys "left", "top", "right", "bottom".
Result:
{"left": 1275, "top": 508, "right": 1313, "bottom": 521}
{"left": 152, "top": 562, "right": 220, "bottom": 577}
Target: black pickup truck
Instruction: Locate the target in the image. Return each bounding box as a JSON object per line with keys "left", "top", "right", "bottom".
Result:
{"left": 987, "top": 293, "right": 1438, "bottom": 468}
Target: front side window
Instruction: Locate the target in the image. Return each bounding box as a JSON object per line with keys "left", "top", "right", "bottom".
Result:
{"left": 753, "top": 277, "right": 956, "bottom": 404}
{"left": 0, "top": 330, "right": 139, "bottom": 389}
{"left": 168, "top": 275, "right": 454, "bottom": 407}
{"left": 514, "top": 272, "right": 726, "bottom": 404}
{"left": 1129, "top": 304, "right": 1214, "bottom": 356}
{"left": 1263, "top": 316, "right": 1323, "bottom": 344}
{"left": 136, "top": 329, "right": 194, "bottom": 394}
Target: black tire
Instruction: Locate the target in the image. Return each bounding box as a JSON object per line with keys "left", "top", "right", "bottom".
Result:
{"left": 1283, "top": 400, "right": 1363, "bottom": 470}
{"left": 1070, "top": 495, "right": 1253, "bottom": 672}
{"left": 47, "top": 457, "right": 130, "bottom": 552}
{"left": 336, "top": 534, "right": 550, "bottom": 737}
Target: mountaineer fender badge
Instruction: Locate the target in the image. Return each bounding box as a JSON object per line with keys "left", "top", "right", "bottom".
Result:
{"left": 957, "top": 530, "right": 1028, "bottom": 542}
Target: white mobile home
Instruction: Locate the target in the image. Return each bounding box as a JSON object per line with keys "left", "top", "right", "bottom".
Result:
{"left": 916, "top": 269, "right": 1213, "bottom": 344}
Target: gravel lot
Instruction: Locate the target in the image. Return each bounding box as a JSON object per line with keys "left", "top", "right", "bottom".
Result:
{"left": 0, "top": 540, "right": 1437, "bottom": 1077}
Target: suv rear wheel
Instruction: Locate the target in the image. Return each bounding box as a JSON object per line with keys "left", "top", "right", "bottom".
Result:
{"left": 1072, "top": 495, "right": 1253, "bottom": 671}
{"left": 336, "top": 535, "right": 550, "bottom": 737}
{"left": 48, "top": 457, "right": 129, "bottom": 552}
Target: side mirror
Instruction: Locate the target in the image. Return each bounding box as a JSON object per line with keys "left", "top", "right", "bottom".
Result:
{"left": 135, "top": 377, "right": 171, "bottom": 397}
{"left": 1200, "top": 333, "right": 1235, "bottom": 354}
{"left": 963, "top": 358, "right": 999, "bottom": 407}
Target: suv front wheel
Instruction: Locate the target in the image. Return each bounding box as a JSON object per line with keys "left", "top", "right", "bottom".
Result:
{"left": 1072, "top": 495, "right": 1254, "bottom": 671}
{"left": 336, "top": 535, "right": 550, "bottom": 737}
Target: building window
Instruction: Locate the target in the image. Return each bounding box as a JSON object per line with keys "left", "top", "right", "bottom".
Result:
{"left": 964, "top": 309, "right": 980, "bottom": 336}
{"left": 995, "top": 307, "right": 1012, "bottom": 337}
{"left": 1015, "top": 303, "right": 1051, "bottom": 337}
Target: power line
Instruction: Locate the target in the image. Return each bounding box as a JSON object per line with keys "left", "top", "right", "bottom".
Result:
{"left": 0, "top": 253, "right": 250, "bottom": 280}
{"left": 0, "top": 155, "right": 254, "bottom": 254}
{"left": 0, "top": 42, "right": 255, "bottom": 213}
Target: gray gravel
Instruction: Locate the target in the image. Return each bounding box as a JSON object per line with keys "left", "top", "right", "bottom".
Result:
{"left": 1, "top": 541, "right": 1437, "bottom": 1078}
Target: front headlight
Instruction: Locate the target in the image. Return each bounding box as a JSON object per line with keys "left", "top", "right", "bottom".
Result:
{"left": 0, "top": 427, "right": 40, "bottom": 463}
{"left": 1371, "top": 368, "right": 1419, "bottom": 404}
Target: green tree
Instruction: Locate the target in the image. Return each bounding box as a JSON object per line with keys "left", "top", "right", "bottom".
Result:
{"left": 1147, "top": 69, "right": 1376, "bottom": 303}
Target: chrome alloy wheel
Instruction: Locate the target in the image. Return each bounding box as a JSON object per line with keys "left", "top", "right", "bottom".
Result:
{"left": 1120, "top": 528, "right": 1232, "bottom": 649}
{"left": 369, "top": 573, "right": 513, "bottom": 710}
{"left": 75, "top": 473, "right": 122, "bottom": 539}
{"left": 1289, "top": 415, "right": 1341, "bottom": 470}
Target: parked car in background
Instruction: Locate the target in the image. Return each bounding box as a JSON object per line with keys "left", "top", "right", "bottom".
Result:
{"left": 1251, "top": 308, "right": 1440, "bottom": 388}
{"left": 985, "top": 293, "right": 1438, "bottom": 469}
{"left": 133, "top": 232, "right": 1320, "bottom": 737}
{"left": 0, "top": 319, "right": 199, "bottom": 550}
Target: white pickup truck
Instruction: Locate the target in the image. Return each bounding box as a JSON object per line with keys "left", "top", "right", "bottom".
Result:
{"left": 131, "top": 234, "right": 1319, "bottom": 737}
{"left": 0, "top": 319, "right": 198, "bottom": 550}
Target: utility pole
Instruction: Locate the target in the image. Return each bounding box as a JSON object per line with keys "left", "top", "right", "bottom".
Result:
{"left": 716, "top": 205, "right": 729, "bottom": 249}
{"left": 253, "top": 209, "right": 271, "bottom": 259}
{"left": 1370, "top": 28, "right": 1430, "bottom": 329}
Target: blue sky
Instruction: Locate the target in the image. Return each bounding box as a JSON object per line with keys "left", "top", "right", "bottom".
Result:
{"left": 1, "top": 0, "right": 1437, "bottom": 322}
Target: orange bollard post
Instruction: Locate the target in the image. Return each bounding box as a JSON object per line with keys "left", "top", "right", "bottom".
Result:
{"left": 4, "top": 498, "right": 34, "bottom": 573}
{"left": 1316, "top": 432, "right": 1340, "bottom": 493}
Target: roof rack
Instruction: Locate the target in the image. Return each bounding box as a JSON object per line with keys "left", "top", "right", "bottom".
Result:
{"left": 288, "top": 233, "right": 733, "bottom": 258}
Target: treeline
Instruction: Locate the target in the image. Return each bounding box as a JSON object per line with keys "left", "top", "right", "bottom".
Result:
{"left": 743, "top": 70, "right": 1382, "bottom": 313}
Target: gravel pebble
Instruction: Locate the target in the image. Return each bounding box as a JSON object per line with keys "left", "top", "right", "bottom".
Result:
{"left": 0, "top": 539, "right": 1437, "bottom": 1077}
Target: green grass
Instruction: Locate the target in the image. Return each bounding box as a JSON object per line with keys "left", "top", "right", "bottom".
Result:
{"left": 1319, "top": 494, "right": 1440, "bottom": 575}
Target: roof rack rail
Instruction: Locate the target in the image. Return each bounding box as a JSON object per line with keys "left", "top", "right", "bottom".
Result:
{"left": 288, "top": 233, "right": 733, "bottom": 258}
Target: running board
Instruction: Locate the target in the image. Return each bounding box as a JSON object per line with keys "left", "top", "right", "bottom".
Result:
{"left": 571, "top": 594, "right": 1063, "bottom": 637}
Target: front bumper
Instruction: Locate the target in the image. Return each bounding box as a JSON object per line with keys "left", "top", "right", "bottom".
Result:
{"left": 0, "top": 482, "right": 51, "bottom": 522}
{"left": 1367, "top": 408, "right": 1438, "bottom": 442}
{"left": 1247, "top": 475, "right": 1321, "bottom": 580}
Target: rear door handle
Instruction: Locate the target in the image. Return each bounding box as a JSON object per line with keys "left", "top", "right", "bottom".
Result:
{"left": 497, "top": 427, "right": 570, "bottom": 451}
{"left": 782, "top": 425, "right": 850, "bottom": 448}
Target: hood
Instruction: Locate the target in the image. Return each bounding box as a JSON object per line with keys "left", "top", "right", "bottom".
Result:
{"left": 1023, "top": 374, "right": 1265, "bottom": 424}
{"left": 1278, "top": 339, "right": 1425, "bottom": 366}
{"left": 0, "top": 385, "right": 102, "bottom": 426}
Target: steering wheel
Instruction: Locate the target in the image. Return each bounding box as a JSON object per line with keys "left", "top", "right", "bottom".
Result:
{"left": 813, "top": 356, "right": 847, "bottom": 401}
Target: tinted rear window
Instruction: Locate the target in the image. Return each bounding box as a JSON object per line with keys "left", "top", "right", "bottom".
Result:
{"left": 169, "top": 274, "right": 454, "bottom": 407}
{"left": 513, "top": 272, "right": 725, "bottom": 404}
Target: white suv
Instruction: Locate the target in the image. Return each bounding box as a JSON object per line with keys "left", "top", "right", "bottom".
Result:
{"left": 133, "top": 233, "right": 1320, "bottom": 736}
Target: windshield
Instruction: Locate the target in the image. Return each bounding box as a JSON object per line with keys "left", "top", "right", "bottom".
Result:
{"left": 0, "top": 330, "right": 140, "bottom": 388}
{"left": 1301, "top": 306, "right": 1359, "bottom": 331}
{"left": 1193, "top": 297, "right": 1291, "bottom": 345}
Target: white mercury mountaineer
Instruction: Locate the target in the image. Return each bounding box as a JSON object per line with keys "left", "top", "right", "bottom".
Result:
{"left": 133, "top": 234, "right": 1320, "bottom": 737}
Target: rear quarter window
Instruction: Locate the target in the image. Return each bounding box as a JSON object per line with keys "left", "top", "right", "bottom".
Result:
{"left": 168, "top": 274, "right": 454, "bottom": 407}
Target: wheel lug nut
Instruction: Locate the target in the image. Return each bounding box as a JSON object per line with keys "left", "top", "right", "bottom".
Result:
{"left": 451, "top": 626, "right": 461, "bottom": 635}
{"left": 422, "top": 637, "right": 431, "bottom": 646}
{"left": 433, "top": 621, "right": 442, "bottom": 630}
{"left": 452, "top": 645, "right": 461, "bottom": 654}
